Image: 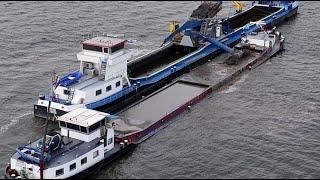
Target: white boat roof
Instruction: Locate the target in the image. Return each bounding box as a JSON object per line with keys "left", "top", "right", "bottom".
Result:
{"left": 58, "top": 108, "right": 109, "bottom": 127}
{"left": 82, "top": 36, "right": 126, "bottom": 48}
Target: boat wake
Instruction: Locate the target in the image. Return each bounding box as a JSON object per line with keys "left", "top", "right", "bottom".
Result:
{"left": 0, "top": 112, "right": 32, "bottom": 135}
{"left": 220, "top": 74, "right": 249, "bottom": 94}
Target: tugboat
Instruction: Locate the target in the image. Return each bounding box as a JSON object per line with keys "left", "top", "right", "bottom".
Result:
{"left": 34, "top": 37, "right": 132, "bottom": 119}
{"left": 34, "top": 1, "right": 299, "bottom": 120}
{"left": 6, "top": 108, "right": 134, "bottom": 179}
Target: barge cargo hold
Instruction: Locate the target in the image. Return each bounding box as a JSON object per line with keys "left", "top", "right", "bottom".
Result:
{"left": 114, "top": 80, "right": 212, "bottom": 144}
{"left": 34, "top": 1, "right": 299, "bottom": 119}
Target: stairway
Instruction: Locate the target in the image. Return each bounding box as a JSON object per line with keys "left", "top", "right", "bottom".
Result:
{"left": 101, "top": 61, "right": 107, "bottom": 75}
{"left": 67, "top": 88, "right": 75, "bottom": 103}
{"left": 200, "top": 19, "right": 211, "bottom": 35}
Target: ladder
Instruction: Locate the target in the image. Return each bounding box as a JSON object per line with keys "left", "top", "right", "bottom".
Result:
{"left": 101, "top": 61, "right": 107, "bottom": 75}
{"left": 200, "top": 19, "right": 210, "bottom": 35}
{"left": 67, "top": 88, "right": 75, "bottom": 103}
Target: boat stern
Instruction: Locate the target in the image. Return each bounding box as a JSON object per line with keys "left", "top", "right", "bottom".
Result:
{"left": 4, "top": 163, "right": 18, "bottom": 179}
{"left": 5, "top": 153, "right": 41, "bottom": 179}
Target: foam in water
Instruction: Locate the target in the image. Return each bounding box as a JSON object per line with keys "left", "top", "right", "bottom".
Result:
{"left": 0, "top": 112, "right": 32, "bottom": 135}
{"left": 220, "top": 74, "right": 249, "bottom": 94}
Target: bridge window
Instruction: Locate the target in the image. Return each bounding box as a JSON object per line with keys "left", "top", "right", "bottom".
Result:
{"left": 67, "top": 123, "right": 80, "bottom": 131}
{"left": 59, "top": 121, "right": 66, "bottom": 128}
{"left": 96, "top": 89, "right": 102, "bottom": 96}
{"left": 56, "top": 168, "right": 64, "bottom": 177}
{"left": 80, "top": 126, "right": 87, "bottom": 133}
{"left": 70, "top": 163, "right": 76, "bottom": 171}
{"left": 89, "top": 122, "right": 100, "bottom": 133}
{"left": 83, "top": 44, "right": 102, "bottom": 52}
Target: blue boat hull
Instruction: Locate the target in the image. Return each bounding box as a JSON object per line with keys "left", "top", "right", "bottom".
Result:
{"left": 57, "top": 71, "right": 82, "bottom": 87}
{"left": 16, "top": 146, "right": 51, "bottom": 164}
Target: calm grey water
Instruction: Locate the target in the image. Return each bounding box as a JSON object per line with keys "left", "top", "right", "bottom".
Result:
{"left": 0, "top": 1, "right": 319, "bottom": 179}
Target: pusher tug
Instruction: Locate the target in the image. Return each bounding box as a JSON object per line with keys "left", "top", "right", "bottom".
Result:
{"left": 34, "top": 37, "right": 132, "bottom": 119}
{"left": 6, "top": 108, "right": 135, "bottom": 179}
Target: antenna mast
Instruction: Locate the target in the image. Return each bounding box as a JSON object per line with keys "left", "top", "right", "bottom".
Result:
{"left": 39, "top": 99, "right": 51, "bottom": 179}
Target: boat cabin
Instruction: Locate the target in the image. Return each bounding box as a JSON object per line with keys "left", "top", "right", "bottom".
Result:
{"left": 237, "top": 30, "right": 279, "bottom": 51}
{"left": 58, "top": 108, "right": 114, "bottom": 146}
{"left": 77, "top": 37, "right": 129, "bottom": 79}
{"left": 48, "top": 36, "right": 131, "bottom": 108}
{"left": 7, "top": 108, "right": 116, "bottom": 179}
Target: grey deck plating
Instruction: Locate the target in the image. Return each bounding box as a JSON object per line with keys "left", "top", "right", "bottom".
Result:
{"left": 180, "top": 51, "right": 261, "bottom": 85}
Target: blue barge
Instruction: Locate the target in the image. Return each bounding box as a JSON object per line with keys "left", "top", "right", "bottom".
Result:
{"left": 86, "top": 1, "right": 298, "bottom": 108}
{"left": 34, "top": 1, "right": 299, "bottom": 119}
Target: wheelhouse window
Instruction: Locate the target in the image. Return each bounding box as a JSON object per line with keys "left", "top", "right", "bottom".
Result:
{"left": 116, "top": 81, "right": 121, "bottom": 87}
{"left": 70, "top": 163, "right": 76, "bottom": 171}
{"left": 106, "top": 85, "right": 112, "bottom": 92}
{"left": 56, "top": 168, "right": 64, "bottom": 177}
{"left": 59, "top": 121, "right": 66, "bottom": 128}
{"left": 67, "top": 123, "right": 80, "bottom": 131}
{"left": 81, "top": 157, "right": 87, "bottom": 165}
{"left": 83, "top": 44, "right": 102, "bottom": 52}
{"left": 89, "top": 121, "right": 100, "bottom": 133}
{"left": 80, "top": 126, "right": 87, "bottom": 133}
{"left": 96, "top": 89, "right": 102, "bottom": 96}
{"left": 62, "top": 122, "right": 87, "bottom": 134}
